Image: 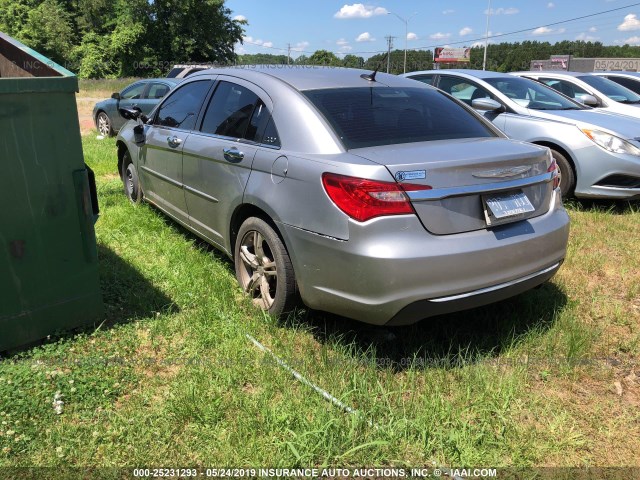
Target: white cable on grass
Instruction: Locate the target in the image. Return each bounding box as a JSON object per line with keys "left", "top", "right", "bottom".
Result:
{"left": 245, "top": 334, "right": 375, "bottom": 427}
{"left": 246, "top": 333, "right": 464, "bottom": 480}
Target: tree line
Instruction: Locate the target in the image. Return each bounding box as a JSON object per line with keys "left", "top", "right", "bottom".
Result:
{"left": 2, "top": 0, "right": 640, "bottom": 78}
{"left": 0, "top": 0, "right": 245, "bottom": 77}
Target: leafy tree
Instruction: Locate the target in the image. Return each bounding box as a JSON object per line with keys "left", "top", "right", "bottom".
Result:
{"left": 341, "top": 54, "right": 365, "bottom": 68}
{"left": 308, "top": 49, "right": 341, "bottom": 66}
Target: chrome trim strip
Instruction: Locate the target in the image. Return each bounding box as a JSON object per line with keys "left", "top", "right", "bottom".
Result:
{"left": 184, "top": 185, "right": 219, "bottom": 203}
{"left": 406, "top": 171, "right": 552, "bottom": 201}
{"left": 140, "top": 166, "right": 183, "bottom": 189}
{"left": 430, "top": 263, "right": 560, "bottom": 303}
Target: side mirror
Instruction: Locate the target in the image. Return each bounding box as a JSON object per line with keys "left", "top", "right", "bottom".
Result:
{"left": 119, "top": 107, "right": 140, "bottom": 120}
{"left": 119, "top": 106, "right": 148, "bottom": 122}
{"left": 577, "top": 94, "right": 599, "bottom": 107}
{"left": 111, "top": 92, "right": 121, "bottom": 100}
{"left": 472, "top": 98, "right": 504, "bottom": 112}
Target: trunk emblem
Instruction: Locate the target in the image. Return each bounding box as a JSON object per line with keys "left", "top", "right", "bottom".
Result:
{"left": 472, "top": 165, "right": 532, "bottom": 178}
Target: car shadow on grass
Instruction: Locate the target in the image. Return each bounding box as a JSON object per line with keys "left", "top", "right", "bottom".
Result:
{"left": 97, "top": 243, "right": 179, "bottom": 326}
{"left": 565, "top": 197, "right": 640, "bottom": 214}
{"left": 284, "top": 281, "right": 568, "bottom": 372}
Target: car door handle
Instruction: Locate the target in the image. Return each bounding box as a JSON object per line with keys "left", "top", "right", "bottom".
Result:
{"left": 167, "top": 136, "right": 182, "bottom": 148}
{"left": 223, "top": 147, "right": 244, "bottom": 162}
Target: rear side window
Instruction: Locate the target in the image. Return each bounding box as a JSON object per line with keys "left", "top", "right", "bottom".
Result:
{"left": 146, "top": 83, "right": 171, "bottom": 99}
{"left": 155, "top": 80, "right": 211, "bottom": 130}
{"left": 304, "top": 87, "right": 495, "bottom": 149}
{"left": 200, "top": 81, "right": 276, "bottom": 145}
{"left": 408, "top": 74, "right": 435, "bottom": 85}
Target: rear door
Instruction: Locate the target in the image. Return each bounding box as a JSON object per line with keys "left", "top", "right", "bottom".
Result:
{"left": 139, "top": 79, "right": 213, "bottom": 224}
{"left": 182, "top": 78, "right": 273, "bottom": 249}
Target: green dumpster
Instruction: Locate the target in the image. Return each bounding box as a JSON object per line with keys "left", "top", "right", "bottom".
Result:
{"left": 0, "top": 32, "right": 103, "bottom": 352}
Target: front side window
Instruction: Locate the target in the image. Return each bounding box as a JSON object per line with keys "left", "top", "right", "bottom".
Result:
{"left": 538, "top": 78, "right": 588, "bottom": 100}
{"left": 155, "top": 80, "right": 211, "bottom": 130}
{"left": 437, "top": 77, "right": 494, "bottom": 105}
{"left": 121, "top": 83, "right": 146, "bottom": 100}
{"left": 578, "top": 75, "right": 640, "bottom": 103}
{"left": 304, "top": 87, "right": 496, "bottom": 149}
{"left": 485, "top": 76, "right": 582, "bottom": 110}
{"left": 606, "top": 76, "right": 640, "bottom": 94}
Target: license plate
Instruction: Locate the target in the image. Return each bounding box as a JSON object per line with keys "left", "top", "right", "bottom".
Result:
{"left": 483, "top": 191, "right": 535, "bottom": 225}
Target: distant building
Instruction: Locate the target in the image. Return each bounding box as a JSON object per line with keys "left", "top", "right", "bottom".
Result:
{"left": 530, "top": 55, "right": 640, "bottom": 72}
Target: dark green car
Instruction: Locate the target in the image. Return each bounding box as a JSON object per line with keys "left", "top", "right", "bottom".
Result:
{"left": 93, "top": 78, "right": 180, "bottom": 136}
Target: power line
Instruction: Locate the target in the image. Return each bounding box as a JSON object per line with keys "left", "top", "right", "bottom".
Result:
{"left": 239, "top": 2, "right": 640, "bottom": 57}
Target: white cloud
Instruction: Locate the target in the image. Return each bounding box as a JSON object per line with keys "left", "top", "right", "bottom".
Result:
{"left": 233, "top": 14, "right": 247, "bottom": 22}
{"left": 334, "top": 3, "right": 388, "bottom": 19}
{"left": 485, "top": 7, "right": 519, "bottom": 15}
{"left": 407, "top": 32, "right": 418, "bottom": 41}
{"left": 339, "top": 45, "right": 353, "bottom": 52}
{"left": 589, "top": 27, "right": 597, "bottom": 32}
{"left": 291, "top": 41, "right": 310, "bottom": 52}
{"left": 336, "top": 38, "right": 349, "bottom": 46}
{"left": 459, "top": 27, "right": 473, "bottom": 36}
{"left": 442, "top": 9, "right": 455, "bottom": 14}
{"left": 618, "top": 13, "right": 640, "bottom": 31}
{"left": 532, "top": 26, "right": 551, "bottom": 35}
{"left": 430, "top": 32, "right": 451, "bottom": 40}
{"left": 576, "top": 33, "right": 598, "bottom": 41}
{"left": 547, "top": 2, "right": 555, "bottom": 8}
{"left": 532, "top": 26, "right": 565, "bottom": 36}
{"left": 356, "top": 32, "right": 375, "bottom": 42}
{"left": 623, "top": 36, "right": 640, "bottom": 45}
{"left": 242, "top": 36, "right": 275, "bottom": 48}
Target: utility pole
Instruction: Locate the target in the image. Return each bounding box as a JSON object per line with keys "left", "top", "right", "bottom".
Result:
{"left": 483, "top": 0, "right": 492, "bottom": 70}
{"left": 287, "top": 43, "right": 291, "bottom": 65}
{"left": 388, "top": 11, "right": 417, "bottom": 74}
{"left": 385, "top": 36, "right": 395, "bottom": 73}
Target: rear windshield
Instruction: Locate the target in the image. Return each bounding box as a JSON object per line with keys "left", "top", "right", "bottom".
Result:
{"left": 303, "top": 87, "right": 496, "bottom": 149}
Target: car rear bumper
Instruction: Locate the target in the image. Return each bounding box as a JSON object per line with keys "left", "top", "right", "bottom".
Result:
{"left": 279, "top": 192, "right": 569, "bottom": 325}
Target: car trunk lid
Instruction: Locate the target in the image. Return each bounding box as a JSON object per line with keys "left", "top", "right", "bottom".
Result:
{"left": 351, "top": 137, "right": 555, "bottom": 235}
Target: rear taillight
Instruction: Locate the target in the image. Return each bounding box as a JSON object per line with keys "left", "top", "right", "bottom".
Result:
{"left": 547, "top": 158, "right": 560, "bottom": 190}
{"left": 322, "top": 173, "right": 432, "bottom": 222}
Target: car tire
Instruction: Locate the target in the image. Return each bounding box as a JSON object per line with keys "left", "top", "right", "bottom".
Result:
{"left": 97, "top": 111, "right": 114, "bottom": 137}
{"left": 121, "top": 150, "right": 142, "bottom": 203}
{"left": 235, "top": 217, "right": 297, "bottom": 316}
{"left": 551, "top": 149, "right": 575, "bottom": 198}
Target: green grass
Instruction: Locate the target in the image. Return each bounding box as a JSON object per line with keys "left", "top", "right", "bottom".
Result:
{"left": 1, "top": 134, "right": 639, "bottom": 467}
{"left": 78, "top": 78, "right": 142, "bottom": 95}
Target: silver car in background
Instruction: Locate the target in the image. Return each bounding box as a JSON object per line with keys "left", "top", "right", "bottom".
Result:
{"left": 511, "top": 70, "right": 640, "bottom": 117}
{"left": 404, "top": 69, "right": 640, "bottom": 199}
{"left": 116, "top": 67, "right": 568, "bottom": 325}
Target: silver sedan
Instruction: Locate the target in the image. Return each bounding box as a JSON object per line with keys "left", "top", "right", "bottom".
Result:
{"left": 404, "top": 69, "right": 640, "bottom": 199}
{"left": 116, "top": 66, "right": 568, "bottom": 325}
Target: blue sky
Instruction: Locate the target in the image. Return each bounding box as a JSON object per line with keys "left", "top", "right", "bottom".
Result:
{"left": 225, "top": 1, "right": 640, "bottom": 59}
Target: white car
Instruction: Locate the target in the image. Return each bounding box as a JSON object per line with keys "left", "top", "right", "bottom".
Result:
{"left": 512, "top": 71, "right": 640, "bottom": 118}
{"left": 592, "top": 71, "right": 640, "bottom": 95}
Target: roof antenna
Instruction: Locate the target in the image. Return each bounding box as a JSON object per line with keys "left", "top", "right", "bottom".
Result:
{"left": 360, "top": 51, "right": 389, "bottom": 82}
